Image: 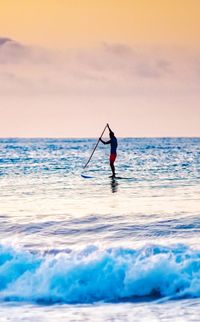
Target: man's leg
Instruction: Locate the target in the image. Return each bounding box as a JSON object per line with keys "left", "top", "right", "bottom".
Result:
{"left": 109, "top": 154, "right": 117, "bottom": 177}
{"left": 110, "top": 161, "right": 115, "bottom": 177}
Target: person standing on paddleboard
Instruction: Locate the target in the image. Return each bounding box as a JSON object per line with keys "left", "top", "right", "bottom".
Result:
{"left": 99, "top": 124, "right": 118, "bottom": 178}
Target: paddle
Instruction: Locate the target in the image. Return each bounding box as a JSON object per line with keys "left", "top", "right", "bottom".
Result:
{"left": 83, "top": 124, "right": 108, "bottom": 169}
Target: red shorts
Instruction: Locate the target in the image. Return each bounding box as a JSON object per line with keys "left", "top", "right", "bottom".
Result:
{"left": 110, "top": 153, "right": 117, "bottom": 163}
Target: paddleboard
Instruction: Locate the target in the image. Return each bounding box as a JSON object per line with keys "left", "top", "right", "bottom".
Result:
{"left": 110, "top": 176, "right": 134, "bottom": 180}
{"left": 81, "top": 174, "right": 134, "bottom": 180}
{"left": 81, "top": 174, "right": 94, "bottom": 179}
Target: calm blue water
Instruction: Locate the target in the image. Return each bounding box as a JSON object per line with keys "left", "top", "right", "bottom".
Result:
{"left": 0, "top": 138, "right": 199, "bottom": 321}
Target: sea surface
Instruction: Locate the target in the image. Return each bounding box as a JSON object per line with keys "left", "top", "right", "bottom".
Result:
{"left": 0, "top": 137, "right": 199, "bottom": 321}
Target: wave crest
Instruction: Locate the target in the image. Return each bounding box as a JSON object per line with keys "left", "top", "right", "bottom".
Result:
{"left": 0, "top": 244, "right": 200, "bottom": 304}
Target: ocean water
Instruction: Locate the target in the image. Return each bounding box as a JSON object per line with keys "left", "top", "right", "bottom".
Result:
{"left": 0, "top": 137, "right": 199, "bottom": 321}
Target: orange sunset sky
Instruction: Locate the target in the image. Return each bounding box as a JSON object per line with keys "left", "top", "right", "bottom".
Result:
{"left": 0, "top": 0, "right": 200, "bottom": 137}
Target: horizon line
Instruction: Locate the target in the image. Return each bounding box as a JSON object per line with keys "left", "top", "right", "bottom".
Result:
{"left": 0, "top": 136, "right": 199, "bottom": 139}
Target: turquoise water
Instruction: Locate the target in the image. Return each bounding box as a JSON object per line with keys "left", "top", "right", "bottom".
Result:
{"left": 0, "top": 138, "right": 199, "bottom": 321}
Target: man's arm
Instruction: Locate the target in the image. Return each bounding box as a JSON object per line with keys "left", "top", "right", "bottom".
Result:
{"left": 100, "top": 138, "right": 111, "bottom": 144}
{"left": 107, "top": 123, "right": 114, "bottom": 136}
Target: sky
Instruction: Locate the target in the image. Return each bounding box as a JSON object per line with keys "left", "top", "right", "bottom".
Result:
{"left": 0, "top": 0, "right": 200, "bottom": 137}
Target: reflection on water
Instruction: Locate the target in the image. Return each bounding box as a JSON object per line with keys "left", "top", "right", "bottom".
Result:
{"left": 110, "top": 177, "right": 119, "bottom": 193}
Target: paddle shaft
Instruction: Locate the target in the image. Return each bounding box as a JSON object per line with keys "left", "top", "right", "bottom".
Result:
{"left": 83, "top": 124, "right": 108, "bottom": 169}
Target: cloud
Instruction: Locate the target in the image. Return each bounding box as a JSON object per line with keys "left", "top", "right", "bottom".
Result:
{"left": 70, "top": 43, "right": 172, "bottom": 81}
{"left": 0, "top": 37, "right": 30, "bottom": 64}
{"left": 0, "top": 39, "right": 199, "bottom": 137}
{"left": 0, "top": 38, "right": 199, "bottom": 97}
{"left": 0, "top": 37, "right": 13, "bottom": 46}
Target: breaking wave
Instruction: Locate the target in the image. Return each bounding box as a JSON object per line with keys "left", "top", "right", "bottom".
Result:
{"left": 0, "top": 244, "right": 200, "bottom": 304}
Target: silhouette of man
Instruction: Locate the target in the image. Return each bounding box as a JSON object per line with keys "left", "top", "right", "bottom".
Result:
{"left": 100, "top": 124, "right": 118, "bottom": 177}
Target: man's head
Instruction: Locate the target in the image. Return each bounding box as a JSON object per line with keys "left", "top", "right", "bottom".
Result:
{"left": 109, "top": 131, "right": 115, "bottom": 138}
